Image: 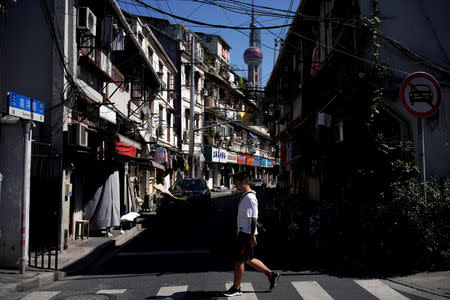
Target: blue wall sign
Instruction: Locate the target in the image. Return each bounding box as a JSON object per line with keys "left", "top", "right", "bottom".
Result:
{"left": 8, "top": 92, "right": 31, "bottom": 119}
{"left": 8, "top": 92, "right": 45, "bottom": 122}
{"left": 32, "top": 99, "right": 45, "bottom": 122}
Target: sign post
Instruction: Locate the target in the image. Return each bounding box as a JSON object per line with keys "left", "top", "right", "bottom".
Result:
{"left": 6, "top": 92, "right": 45, "bottom": 273}
{"left": 400, "top": 72, "right": 441, "bottom": 197}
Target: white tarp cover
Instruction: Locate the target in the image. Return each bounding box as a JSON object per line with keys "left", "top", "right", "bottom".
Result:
{"left": 84, "top": 170, "right": 120, "bottom": 229}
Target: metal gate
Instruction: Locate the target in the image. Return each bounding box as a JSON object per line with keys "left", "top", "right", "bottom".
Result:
{"left": 28, "top": 142, "right": 62, "bottom": 270}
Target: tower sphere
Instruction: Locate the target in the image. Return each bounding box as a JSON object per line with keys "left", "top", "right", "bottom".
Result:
{"left": 243, "top": 46, "right": 263, "bottom": 64}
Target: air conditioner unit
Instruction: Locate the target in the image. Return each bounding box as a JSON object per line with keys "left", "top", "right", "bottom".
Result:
{"left": 77, "top": 7, "right": 97, "bottom": 36}
{"left": 68, "top": 122, "right": 88, "bottom": 147}
{"left": 334, "top": 121, "right": 344, "bottom": 143}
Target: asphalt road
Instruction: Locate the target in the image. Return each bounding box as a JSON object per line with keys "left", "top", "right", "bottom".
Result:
{"left": 13, "top": 190, "right": 429, "bottom": 300}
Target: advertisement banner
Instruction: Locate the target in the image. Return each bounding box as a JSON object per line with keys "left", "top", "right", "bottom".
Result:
{"left": 237, "top": 153, "right": 247, "bottom": 164}
{"left": 227, "top": 152, "right": 237, "bottom": 164}
{"left": 254, "top": 157, "right": 261, "bottom": 166}
{"left": 267, "top": 159, "right": 273, "bottom": 168}
{"left": 246, "top": 155, "right": 255, "bottom": 166}
{"left": 212, "top": 147, "right": 227, "bottom": 163}
{"left": 261, "top": 158, "right": 267, "bottom": 167}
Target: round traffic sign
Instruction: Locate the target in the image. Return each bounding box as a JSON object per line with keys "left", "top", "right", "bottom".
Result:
{"left": 400, "top": 72, "right": 441, "bottom": 118}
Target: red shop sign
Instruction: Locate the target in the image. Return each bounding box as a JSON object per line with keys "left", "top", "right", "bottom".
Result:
{"left": 237, "top": 153, "right": 247, "bottom": 164}
{"left": 115, "top": 141, "right": 137, "bottom": 158}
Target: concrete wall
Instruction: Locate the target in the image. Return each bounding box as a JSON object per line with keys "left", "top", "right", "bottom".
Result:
{"left": 380, "top": 0, "right": 450, "bottom": 178}
{"left": 360, "top": 0, "right": 450, "bottom": 178}
{"left": 0, "top": 124, "right": 25, "bottom": 267}
{"left": 0, "top": 0, "right": 59, "bottom": 267}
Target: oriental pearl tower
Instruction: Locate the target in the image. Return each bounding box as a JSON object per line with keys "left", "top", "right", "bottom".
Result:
{"left": 243, "top": 0, "right": 263, "bottom": 90}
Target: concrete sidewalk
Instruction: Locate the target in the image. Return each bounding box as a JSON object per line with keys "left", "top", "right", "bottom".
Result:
{"left": 0, "top": 220, "right": 146, "bottom": 298}
{"left": 384, "top": 271, "right": 450, "bottom": 299}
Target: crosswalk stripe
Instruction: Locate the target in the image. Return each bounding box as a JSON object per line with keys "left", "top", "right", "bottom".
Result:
{"left": 20, "top": 291, "right": 60, "bottom": 300}
{"left": 292, "top": 281, "right": 334, "bottom": 300}
{"left": 97, "top": 289, "right": 127, "bottom": 294}
{"left": 156, "top": 285, "right": 188, "bottom": 299}
{"left": 226, "top": 282, "right": 258, "bottom": 300}
{"left": 355, "top": 280, "right": 409, "bottom": 300}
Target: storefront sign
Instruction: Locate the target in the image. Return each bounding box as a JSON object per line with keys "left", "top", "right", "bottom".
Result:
{"left": 115, "top": 142, "right": 137, "bottom": 158}
{"left": 261, "top": 158, "right": 267, "bottom": 167}
{"left": 237, "top": 153, "right": 247, "bottom": 164}
{"left": 246, "top": 155, "right": 255, "bottom": 166}
{"left": 254, "top": 157, "right": 261, "bottom": 166}
{"left": 276, "top": 160, "right": 280, "bottom": 165}
{"left": 227, "top": 152, "right": 237, "bottom": 164}
{"left": 212, "top": 147, "right": 227, "bottom": 163}
{"left": 267, "top": 159, "right": 273, "bottom": 168}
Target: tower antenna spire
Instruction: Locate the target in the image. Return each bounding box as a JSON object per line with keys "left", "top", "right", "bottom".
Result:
{"left": 252, "top": 0, "right": 255, "bottom": 24}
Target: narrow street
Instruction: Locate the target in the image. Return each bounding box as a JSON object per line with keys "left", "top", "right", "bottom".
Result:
{"left": 10, "top": 191, "right": 431, "bottom": 300}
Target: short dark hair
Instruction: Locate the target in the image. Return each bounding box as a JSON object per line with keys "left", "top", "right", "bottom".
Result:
{"left": 232, "top": 171, "right": 249, "bottom": 183}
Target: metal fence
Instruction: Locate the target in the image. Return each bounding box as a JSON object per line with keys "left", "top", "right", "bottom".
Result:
{"left": 28, "top": 142, "right": 62, "bottom": 270}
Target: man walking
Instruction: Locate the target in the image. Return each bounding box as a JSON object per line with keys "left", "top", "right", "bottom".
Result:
{"left": 223, "top": 172, "right": 280, "bottom": 297}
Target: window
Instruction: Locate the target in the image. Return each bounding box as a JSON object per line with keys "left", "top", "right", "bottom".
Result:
{"left": 185, "top": 109, "right": 190, "bottom": 130}
{"left": 131, "top": 76, "right": 142, "bottom": 99}
{"left": 184, "top": 65, "right": 190, "bottom": 86}
{"left": 138, "top": 33, "right": 144, "bottom": 46}
{"left": 147, "top": 47, "right": 153, "bottom": 64}
{"left": 166, "top": 112, "right": 171, "bottom": 142}
{"left": 158, "top": 106, "right": 164, "bottom": 136}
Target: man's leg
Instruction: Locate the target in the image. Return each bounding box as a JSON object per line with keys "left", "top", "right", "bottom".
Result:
{"left": 245, "top": 258, "right": 272, "bottom": 278}
{"left": 233, "top": 261, "right": 245, "bottom": 289}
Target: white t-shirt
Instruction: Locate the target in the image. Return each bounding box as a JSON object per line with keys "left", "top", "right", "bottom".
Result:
{"left": 237, "top": 191, "right": 258, "bottom": 235}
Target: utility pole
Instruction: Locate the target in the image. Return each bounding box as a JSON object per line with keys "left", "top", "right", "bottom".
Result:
{"left": 20, "top": 120, "right": 32, "bottom": 274}
{"left": 189, "top": 35, "right": 196, "bottom": 178}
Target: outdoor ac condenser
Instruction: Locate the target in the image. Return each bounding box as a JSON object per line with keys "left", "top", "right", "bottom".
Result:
{"left": 68, "top": 122, "right": 88, "bottom": 147}
{"left": 77, "top": 7, "right": 97, "bottom": 36}
{"left": 334, "top": 121, "right": 344, "bottom": 143}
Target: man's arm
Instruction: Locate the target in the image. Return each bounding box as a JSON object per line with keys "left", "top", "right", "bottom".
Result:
{"left": 250, "top": 217, "right": 257, "bottom": 247}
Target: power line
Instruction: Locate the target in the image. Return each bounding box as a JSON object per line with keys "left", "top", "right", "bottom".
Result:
{"left": 129, "top": 0, "right": 294, "bottom": 29}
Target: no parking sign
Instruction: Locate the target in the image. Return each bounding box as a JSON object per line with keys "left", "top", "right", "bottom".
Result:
{"left": 400, "top": 72, "right": 441, "bottom": 118}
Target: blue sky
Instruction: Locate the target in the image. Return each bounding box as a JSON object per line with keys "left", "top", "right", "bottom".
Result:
{"left": 118, "top": 0, "right": 301, "bottom": 87}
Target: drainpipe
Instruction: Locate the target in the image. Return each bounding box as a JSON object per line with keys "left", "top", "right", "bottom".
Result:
{"left": 0, "top": 172, "right": 3, "bottom": 206}
{"left": 20, "top": 120, "right": 32, "bottom": 274}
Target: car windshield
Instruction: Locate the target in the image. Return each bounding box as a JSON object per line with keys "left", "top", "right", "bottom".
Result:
{"left": 171, "top": 179, "right": 202, "bottom": 191}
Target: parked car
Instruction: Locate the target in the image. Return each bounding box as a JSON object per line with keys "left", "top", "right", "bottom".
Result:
{"left": 157, "top": 178, "right": 211, "bottom": 217}
{"left": 251, "top": 178, "right": 267, "bottom": 189}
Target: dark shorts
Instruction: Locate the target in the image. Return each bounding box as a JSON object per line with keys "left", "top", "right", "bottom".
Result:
{"left": 233, "top": 231, "right": 254, "bottom": 262}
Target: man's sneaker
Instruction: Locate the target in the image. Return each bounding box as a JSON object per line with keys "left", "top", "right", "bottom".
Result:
{"left": 269, "top": 272, "right": 280, "bottom": 290}
{"left": 223, "top": 286, "right": 242, "bottom": 297}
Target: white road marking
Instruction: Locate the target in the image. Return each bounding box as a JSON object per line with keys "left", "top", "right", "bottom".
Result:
{"left": 292, "top": 281, "right": 334, "bottom": 300}
{"left": 97, "top": 289, "right": 127, "bottom": 294}
{"left": 355, "top": 279, "right": 409, "bottom": 300}
{"left": 226, "top": 282, "right": 258, "bottom": 300}
{"left": 156, "top": 285, "right": 188, "bottom": 299}
{"left": 20, "top": 291, "right": 60, "bottom": 300}
{"left": 117, "top": 249, "right": 209, "bottom": 256}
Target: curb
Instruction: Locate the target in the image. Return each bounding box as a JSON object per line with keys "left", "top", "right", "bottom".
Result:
{"left": 2, "top": 224, "right": 145, "bottom": 296}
